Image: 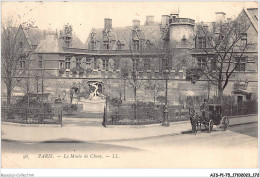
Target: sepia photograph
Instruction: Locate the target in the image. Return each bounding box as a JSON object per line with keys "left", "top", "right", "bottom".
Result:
{"left": 1, "top": 1, "right": 258, "bottom": 175}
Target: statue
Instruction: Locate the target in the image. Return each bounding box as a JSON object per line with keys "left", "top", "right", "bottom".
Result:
{"left": 88, "top": 82, "right": 105, "bottom": 100}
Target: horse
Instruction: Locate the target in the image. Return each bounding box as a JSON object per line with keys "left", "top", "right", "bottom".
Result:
{"left": 189, "top": 108, "right": 199, "bottom": 134}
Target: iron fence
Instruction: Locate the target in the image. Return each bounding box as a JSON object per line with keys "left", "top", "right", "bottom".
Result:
{"left": 1, "top": 105, "right": 62, "bottom": 125}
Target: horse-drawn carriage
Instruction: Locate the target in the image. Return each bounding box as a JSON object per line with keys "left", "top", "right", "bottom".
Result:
{"left": 189, "top": 103, "right": 229, "bottom": 134}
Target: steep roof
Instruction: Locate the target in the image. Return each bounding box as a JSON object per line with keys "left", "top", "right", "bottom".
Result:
{"left": 35, "top": 34, "right": 63, "bottom": 53}
{"left": 85, "top": 24, "right": 163, "bottom": 50}
{"left": 20, "top": 26, "right": 84, "bottom": 53}
{"left": 244, "top": 8, "right": 258, "bottom": 32}
{"left": 23, "top": 27, "right": 45, "bottom": 46}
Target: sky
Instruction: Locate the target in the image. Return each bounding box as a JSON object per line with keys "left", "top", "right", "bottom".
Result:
{"left": 2, "top": 1, "right": 258, "bottom": 44}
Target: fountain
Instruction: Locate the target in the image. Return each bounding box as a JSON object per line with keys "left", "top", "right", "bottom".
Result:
{"left": 79, "top": 81, "right": 106, "bottom": 113}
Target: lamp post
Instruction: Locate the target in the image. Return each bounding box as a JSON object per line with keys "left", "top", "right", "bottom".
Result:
{"left": 162, "top": 69, "right": 169, "bottom": 127}
{"left": 36, "top": 74, "right": 39, "bottom": 98}
{"left": 245, "top": 79, "right": 249, "bottom": 90}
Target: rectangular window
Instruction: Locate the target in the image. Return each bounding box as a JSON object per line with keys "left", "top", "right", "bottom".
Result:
{"left": 133, "top": 40, "right": 140, "bottom": 50}
{"left": 65, "top": 57, "right": 71, "bottom": 69}
{"left": 86, "top": 59, "right": 91, "bottom": 69}
{"left": 211, "top": 58, "right": 217, "bottom": 70}
{"left": 38, "top": 55, "right": 42, "bottom": 68}
{"left": 198, "top": 37, "right": 206, "bottom": 48}
{"left": 197, "top": 57, "right": 206, "bottom": 68}
{"left": 144, "top": 58, "right": 151, "bottom": 70}
{"left": 59, "top": 61, "right": 65, "bottom": 69}
{"left": 20, "top": 56, "right": 26, "bottom": 68}
{"left": 91, "top": 41, "right": 95, "bottom": 49}
{"left": 241, "top": 33, "right": 247, "bottom": 46}
{"left": 102, "top": 59, "right": 109, "bottom": 71}
{"left": 76, "top": 58, "right": 81, "bottom": 69}
{"left": 235, "top": 57, "right": 246, "bottom": 71}
{"left": 103, "top": 41, "right": 109, "bottom": 50}
{"left": 65, "top": 37, "right": 71, "bottom": 47}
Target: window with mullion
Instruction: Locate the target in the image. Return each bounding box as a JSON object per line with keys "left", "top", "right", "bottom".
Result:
{"left": 197, "top": 57, "right": 206, "bottom": 68}
{"left": 65, "top": 57, "right": 71, "bottom": 69}
{"left": 133, "top": 40, "right": 140, "bottom": 50}
{"left": 86, "top": 59, "right": 91, "bottom": 69}
{"left": 198, "top": 37, "right": 206, "bottom": 48}
{"left": 20, "top": 56, "right": 26, "bottom": 68}
{"left": 103, "top": 41, "right": 109, "bottom": 50}
{"left": 235, "top": 57, "right": 246, "bottom": 71}
{"left": 102, "top": 59, "right": 109, "bottom": 71}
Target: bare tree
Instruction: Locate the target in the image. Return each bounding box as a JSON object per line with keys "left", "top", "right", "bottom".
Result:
{"left": 188, "top": 16, "right": 255, "bottom": 105}
{"left": 1, "top": 19, "right": 31, "bottom": 106}
{"left": 145, "top": 80, "right": 164, "bottom": 104}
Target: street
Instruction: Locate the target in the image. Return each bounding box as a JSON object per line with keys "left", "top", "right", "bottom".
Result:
{"left": 2, "top": 122, "right": 258, "bottom": 168}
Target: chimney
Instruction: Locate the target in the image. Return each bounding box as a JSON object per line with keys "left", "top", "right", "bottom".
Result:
{"left": 161, "top": 15, "right": 169, "bottom": 28}
{"left": 145, "top": 15, "right": 154, "bottom": 25}
{"left": 104, "top": 18, "right": 112, "bottom": 31}
{"left": 170, "top": 8, "right": 179, "bottom": 18}
{"left": 132, "top": 19, "right": 140, "bottom": 28}
{"left": 215, "top": 12, "right": 226, "bottom": 23}
{"left": 202, "top": 24, "right": 209, "bottom": 31}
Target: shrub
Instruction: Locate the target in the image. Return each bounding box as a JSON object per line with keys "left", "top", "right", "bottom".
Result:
{"left": 79, "top": 67, "right": 84, "bottom": 76}
{"left": 59, "top": 68, "right": 65, "bottom": 75}
{"left": 71, "top": 67, "right": 77, "bottom": 75}
{"left": 86, "top": 68, "right": 92, "bottom": 74}
{"left": 62, "top": 104, "right": 78, "bottom": 115}
{"left": 108, "top": 97, "right": 122, "bottom": 108}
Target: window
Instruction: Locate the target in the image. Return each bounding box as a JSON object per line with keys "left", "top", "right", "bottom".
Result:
{"left": 133, "top": 40, "right": 140, "bottom": 50}
{"left": 65, "top": 37, "right": 71, "bottom": 47}
{"left": 39, "top": 60, "right": 42, "bottom": 68}
{"left": 117, "top": 41, "right": 124, "bottom": 50}
{"left": 91, "top": 41, "right": 96, "bottom": 49}
{"left": 197, "top": 57, "right": 206, "bottom": 68}
{"left": 241, "top": 33, "right": 247, "bottom": 46}
{"left": 144, "top": 58, "right": 151, "bottom": 70}
{"left": 103, "top": 41, "right": 109, "bottom": 50}
{"left": 65, "top": 57, "right": 71, "bottom": 69}
{"left": 235, "top": 57, "right": 246, "bottom": 71}
{"left": 38, "top": 55, "right": 42, "bottom": 68}
{"left": 146, "top": 40, "right": 152, "bottom": 49}
{"left": 19, "top": 41, "right": 23, "bottom": 48}
{"left": 102, "top": 59, "right": 109, "bottom": 71}
{"left": 76, "top": 58, "right": 81, "bottom": 69}
{"left": 20, "top": 56, "right": 26, "bottom": 68}
{"left": 86, "top": 59, "right": 91, "bottom": 69}
{"left": 59, "top": 61, "right": 64, "bottom": 69}
{"left": 211, "top": 58, "right": 217, "bottom": 70}
{"left": 198, "top": 37, "right": 206, "bottom": 48}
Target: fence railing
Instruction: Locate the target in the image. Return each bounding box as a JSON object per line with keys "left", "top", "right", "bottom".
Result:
{"left": 103, "top": 100, "right": 257, "bottom": 126}
{"left": 1, "top": 105, "right": 62, "bottom": 126}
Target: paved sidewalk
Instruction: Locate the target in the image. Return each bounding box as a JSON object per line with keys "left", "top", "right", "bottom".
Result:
{"left": 1, "top": 115, "right": 257, "bottom": 143}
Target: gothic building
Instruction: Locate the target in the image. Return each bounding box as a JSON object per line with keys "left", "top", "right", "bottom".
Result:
{"left": 5, "top": 8, "right": 258, "bottom": 105}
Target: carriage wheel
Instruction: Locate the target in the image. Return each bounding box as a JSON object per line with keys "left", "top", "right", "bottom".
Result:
{"left": 208, "top": 119, "right": 213, "bottom": 133}
{"left": 222, "top": 116, "right": 229, "bottom": 131}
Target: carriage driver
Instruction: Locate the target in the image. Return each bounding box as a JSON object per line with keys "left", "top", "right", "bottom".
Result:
{"left": 200, "top": 99, "right": 209, "bottom": 119}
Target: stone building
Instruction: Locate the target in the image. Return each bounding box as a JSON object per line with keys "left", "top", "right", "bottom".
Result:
{"left": 4, "top": 8, "right": 258, "bottom": 106}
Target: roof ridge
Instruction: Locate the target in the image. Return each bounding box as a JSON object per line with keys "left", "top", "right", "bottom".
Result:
{"left": 244, "top": 8, "right": 258, "bottom": 32}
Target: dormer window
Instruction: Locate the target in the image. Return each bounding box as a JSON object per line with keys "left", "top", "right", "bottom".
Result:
{"left": 20, "top": 55, "right": 26, "bottom": 68}
{"left": 19, "top": 41, "right": 23, "bottom": 48}
{"left": 133, "top": 40, "right": 140, "bottom": 50}
{"left": 241, "top": 33, "right": 247, "bottom": 46}
{"left": 91, "top": 40, "right": 96, "bottom": 49}
{"left": 198, "top": 37, "right": 206, "bottom": 48}
{"left": 146, "top": 40, "right": 152, "bottom": 49}
{"left": 117, "top": 41, "right": 124, "bottom": 50}
{"left": 103, "top": 40, "right": 109, "bottom": 50}
{"left": 64, "top": 37, "right": 71, "bottom": 47}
